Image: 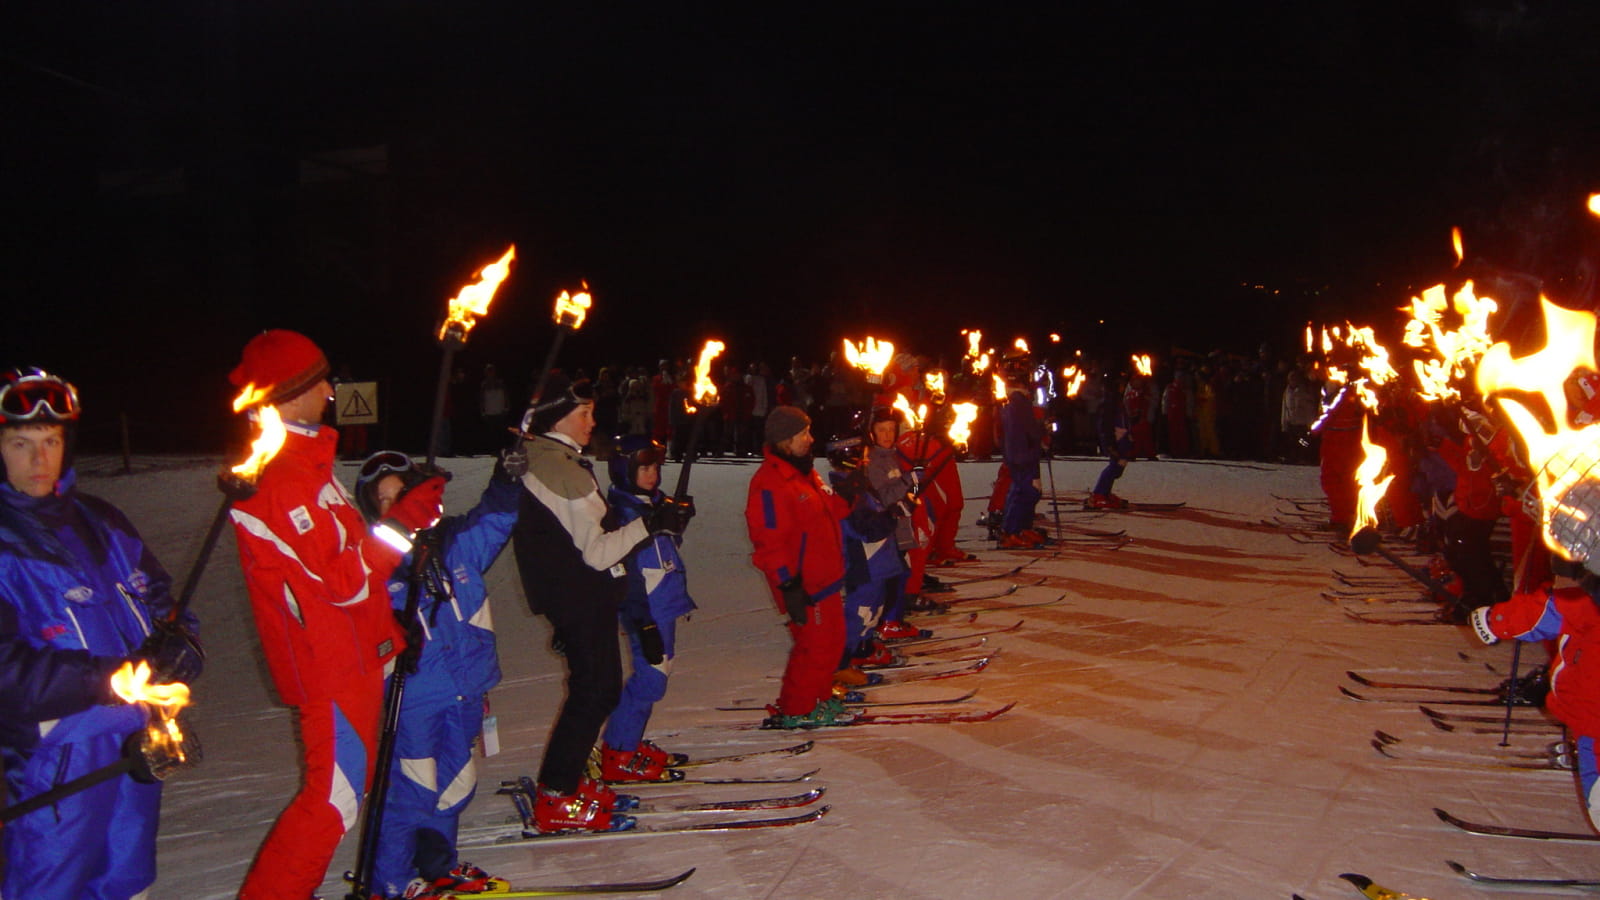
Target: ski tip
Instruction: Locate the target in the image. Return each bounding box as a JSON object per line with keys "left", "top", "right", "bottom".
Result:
{"left": 669, "top": 867, "right": 699, "bottom": 887}
{"left": 1338, "top": 873, "right": 1374, "bottom": 890}
{"left": 1373, "top": 729, "right": 1401, "bottom": 745}
{"left": 1428, "top": 718, "right": 1456, "bottom": 733}
{"left": 1443, "top": 860, "right": 1469, "bottom": 877}
{"left": 1338, "top": 685, "right": 1366, "bottom": 701}
{"left": 1418, "top": 705, "right": 1444, "bottom": 719}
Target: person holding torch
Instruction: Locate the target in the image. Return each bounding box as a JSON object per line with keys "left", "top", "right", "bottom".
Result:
{"left": 226, "top": 330, "right": 446, "bottom": 900}
{"left": 0, "top": 366, "right": 202, "bottom": 900}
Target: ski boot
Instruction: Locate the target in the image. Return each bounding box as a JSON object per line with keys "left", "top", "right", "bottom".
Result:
{"left": 577, "top": 774, "right": 641, "bottom": 810}
{"left": 531, "top": 784, "right": 636, "bottom": 833}
{"left": 921, "top": 574, "right": 955, "bottom": 594}
{"left": 412, "top": 862, "right": 509, "bottom": 896}
{"left": 1088, "top": 493, "right": 1128, "bottom": 510}
{"left": 761, "top": 698, "right": 856, "bottom": 729}
{"left": 906, "top": 593, "right": 951, "bottom": 615}
{"left": 600, "top": 743, "right": 670, "bottom": 782}
{"left": 829, "top": 684, "right": 866, "bottom": 703}
{"left": 876, "top": 619, "right": 932, "bottom": 641}
{"left": 998, "top": 531, "right": 1042, "bottom": 549}
{"left": 852, "top": 639, "right": 900, "bottom": 668}
{"left": 833, "top": 665, "right": 883, "bottom": 687}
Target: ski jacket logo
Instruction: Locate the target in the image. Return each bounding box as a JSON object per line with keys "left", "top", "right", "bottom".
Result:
{"left": 289, "top": 505, "right": 315, "bottom": 534}
{"left": 63, "top": 585, "right": 93, "bottom": 604}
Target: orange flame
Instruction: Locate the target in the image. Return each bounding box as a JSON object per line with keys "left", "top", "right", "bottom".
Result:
{"left": 1589, "top": 194, "right": 1599, "bottom": 217}
{"left": 992, "top": 373, "right": 1008, "bottom": 401}
{"left": 1061, "top": 365, "right": 1086, "bottom": 398}
{"left": 1049, "top": 333, "right": 1061, "bottom": 343}
{"left": 947, "top": 402, "right": 979, "bottom": 449}
{"left": 1476, "top": 297, "right": 1600, "bottom": 561}
{"left": 438, "top": 245, "right": 516, "bottom": 341}
{"left": 962, "top": 330, "right": 992, "bottom": 374}
{"left": 1451, "top": 227, "right": 1464, "bottom": 267}
{"left": 230, "top": 406, "right": 287, "bottom": 482}
{"left": 230, "top": 383, "right": 270, "bottom": 414}
{"left": 1352, "top": 419, "right": 1395, "bottom": 539}
{"left": 924, "top": 370, "right": 946, "bottom": 399}
{"left": 842, "top": 336, "right": 895, "bottom": 380}
{"left": 111, "top": 660, "right": 192, "bottom": 712}
{"left": 1401, "top": 282, "right": 1498, "bottom": 402}
{"left": 891, "top": 392, "right": 925, "bottom": 429}
{"left": 687, "top": 340, "right": 726, "bottom": 409}
{"left": 1305, "top": 323, "right": 1313, "bottom": 354}
{"left": 1132, "top": 354, "right": 1152, "bottom": 377}
{"left": 553, "top": 286, "right": 592, "bottom": 329}
{"left": 1013, "top": 337, "right": 1030, "bottom": 354}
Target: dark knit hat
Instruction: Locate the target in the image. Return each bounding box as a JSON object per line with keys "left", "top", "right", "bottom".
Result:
{"left": 765, "top": 405, "right": 810, "bottom": 445}
{"left": 523, "top": 373, "right": 595, "bottom": 434}
{"left": 229, "top": 330, "right": 331, "bottom": 407}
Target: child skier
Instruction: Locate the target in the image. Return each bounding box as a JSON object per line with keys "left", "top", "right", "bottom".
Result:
{"left": 597, "top": 436, "right": 696, "bottom": 781}
{"left": 354, "top": 450, "right": 521, "bottom": 899}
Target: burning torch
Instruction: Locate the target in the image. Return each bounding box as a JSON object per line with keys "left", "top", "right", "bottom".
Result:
{"left": 1345, "top": 420, "right": 1459, "bottom": 597}
{"left": 520, "top": 285, "right": 593, "bottom": 442}
{"left": 2, "top": 662, "right": 197, "bottom": 825}
{"left": 430, "top": 245, "right": 516, "bottom": 465}
{"left": 671, "top": 340, "right": 726, "bottom": 501}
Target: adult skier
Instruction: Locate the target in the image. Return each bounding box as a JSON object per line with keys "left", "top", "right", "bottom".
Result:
{"left": 597, "top": 435, "right": 696, "bottom": 782}
{"left": 510, "top": 376, "right": 692, "bottom": 832}
{"left": 997, "top": 356, "right": 1047, "bottom": 545}
{"left": 227, "top": 330, "right": 446, "bottom": 900}
{"left": 745, "top": 406, "right": 854, "bottom": 728}
{"left": 1089, "top": 371, "right": 1136, "bottom": 510}
{"left": 0, "top": 366, "right": 203, "bottom": 900}
{"left": 353, "top": 449, "right": 521, "bottom": 899}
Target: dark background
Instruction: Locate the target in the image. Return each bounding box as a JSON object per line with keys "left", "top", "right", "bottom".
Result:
{"left": 3, "top": 2, "right": 1598, "bottom": 451}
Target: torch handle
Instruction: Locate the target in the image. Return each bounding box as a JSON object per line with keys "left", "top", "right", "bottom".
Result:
{"left": 516, "top": 327, "right": 570, "bottom": 450}
{"left": 425, "top": 340, "right": 461, "bottom": 468}
{"left": 168, "top": 494, "right": 236, "bottom": 624}
{"left": 1375, "top": 545, "right": 1458, "bottom": 598}
{"left": 672, "top": 406, "right": 711, "bottom": 501}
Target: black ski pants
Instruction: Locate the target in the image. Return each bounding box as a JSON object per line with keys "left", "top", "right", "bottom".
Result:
{"left": 536, "top": 592, "right": 624, "bottom": 795}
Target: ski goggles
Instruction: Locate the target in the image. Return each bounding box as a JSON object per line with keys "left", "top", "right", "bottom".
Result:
{"left": 0, "top": 373, "right": 80, "bottom": 423}
{"left": 358, "top": 450, "right": 414, "bottom": 482}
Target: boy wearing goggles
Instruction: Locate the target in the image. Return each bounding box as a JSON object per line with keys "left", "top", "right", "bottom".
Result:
{"left": 0, "top": 366, "right": 203, "bottom": 900}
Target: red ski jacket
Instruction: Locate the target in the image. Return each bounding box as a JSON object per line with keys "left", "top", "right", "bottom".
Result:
{"left": 229, "top": 423, "right": 405, "bottom": 705}
{"left": 1475, "top": 584, "right": 1600, "bottom": 736}
{"left": 745, "top": 449, "right": 850, "bottom": 607}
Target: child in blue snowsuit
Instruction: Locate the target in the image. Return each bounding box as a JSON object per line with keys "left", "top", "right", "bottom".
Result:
{"left": 826, "top": 434, "right": 905, "bottom": 666}
{"left": 0, "top": 366, "right": 203, "bottom": 900}
{"left": 355, "top": 451, "right": 521, "bottom": 899}
{"left": 598, "top": 436, "right": 696, "bottom": 781}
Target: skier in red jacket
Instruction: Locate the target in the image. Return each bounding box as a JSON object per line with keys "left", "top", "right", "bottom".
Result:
{"left": 227, "top": 330, "right": 445, "bottom": 900}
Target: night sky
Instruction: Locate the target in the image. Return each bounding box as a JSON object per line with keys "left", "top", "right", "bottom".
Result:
{"left": 3, "top": 2, "right": 1598, "bottom": 450}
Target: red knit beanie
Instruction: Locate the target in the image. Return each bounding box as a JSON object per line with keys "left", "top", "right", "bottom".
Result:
{"left": 229, "top": 330, "right": 331, "bottom": 407}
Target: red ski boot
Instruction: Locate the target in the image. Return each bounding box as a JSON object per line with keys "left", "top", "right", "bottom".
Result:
{"left": 531, "top": 785, "right": 636, "bottom": 833}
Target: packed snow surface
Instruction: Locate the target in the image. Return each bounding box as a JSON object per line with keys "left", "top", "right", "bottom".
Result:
{"left": 66, "top": 453, "right": 1584, "bottom": 899}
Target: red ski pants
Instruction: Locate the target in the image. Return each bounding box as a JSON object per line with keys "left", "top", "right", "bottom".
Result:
{"left": 238, "top": 676, "right": 384, "bottom": 900}
{"left": 775, "top": 593, "right": 845, "bottom": 716}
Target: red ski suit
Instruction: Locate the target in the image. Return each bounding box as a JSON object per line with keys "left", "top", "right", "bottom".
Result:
{"left": 746, "top": 448, "right": 850, "bottom": 716}
{"left": 897, "top": 428, "right": 962, "bottom": 564}
{"left": 229, "top": 423, "right": 406, "bottom": 900}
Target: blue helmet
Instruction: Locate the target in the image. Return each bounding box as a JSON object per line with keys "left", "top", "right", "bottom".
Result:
{"left": 608, "top": 435, "right": 664, "bottom": 493}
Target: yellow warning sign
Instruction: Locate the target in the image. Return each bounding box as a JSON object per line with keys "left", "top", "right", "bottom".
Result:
{"left": 335, "top": 381, "right": 379, "bottom": 425}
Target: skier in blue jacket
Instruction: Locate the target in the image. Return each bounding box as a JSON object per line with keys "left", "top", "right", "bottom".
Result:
{"left": 597, "top": 436, "right": 697, "bottom": 781}
{"left": 0, "top": 366, "right": 202, "bottom": 900}
{"left": 354, "top": 450, "right": 521, "bottom": 900}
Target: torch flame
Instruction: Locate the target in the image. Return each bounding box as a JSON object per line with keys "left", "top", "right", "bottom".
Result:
{"left": 1305, "top": 323, "right": 1313, "bottom": 354}
{"left": 1013, "top": 337, "right": 1030, "bottom": 354}
{"left": 992, "top": 373, "right": 1008, "bottom": 401}
{"left": 438, "top": 245, "right": 516, "bottom": 341}
{"left": 1351, "top": 419, "right": 1395, "bottom": 540}
{"left": 1589, "top": 194, "right": 1599, "bottom": 217}
{"left": 688, "top": 340, "right": 726, "bottom": 409}
{"left": 1476, "top": 297, "right": 1600, "bottom": 562}
{"left": 842, "top": 336, "right": 895, "bottom": 381}
{"left": 1451, "top": 227, "right": 1464, "bottom": 267}
{"left": 1049, "top": 333, "right": 1061, "bottom": 343}
{"left": 1061, "top": 365, "right": 1086, "bottom": 398}
{"left": 891, "top": 393, "right": 925, "bottom": 429}
{"left": 924, "top": 370, "right": 946, "bottom": 399}
{"left": 1132, "top": 354, "right": 1152, "bottom": 377}
{"left": 1402, "top": 282, "right": 1499, "bottom": 402}
{"left": 111, "top": 660, "right": 192, "bottom": 713}
{"left": 948, "top": 402, "right": 979, "bottom": 449}
{"left": 231, "top": 383, "right": 270, "bottom": 414}
{"left": 230, "top": 406, "right": 287, "bottom": 482}
{"left": 553, "top": 286, "right": 593, "bottom": 330}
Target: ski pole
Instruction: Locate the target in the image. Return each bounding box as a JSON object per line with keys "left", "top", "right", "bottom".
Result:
{"left": 1499, "top": 638, "right": 1523, "bottom": 748}
{"left": 1045, "top": 450, "right": 1062, "bottom": 538}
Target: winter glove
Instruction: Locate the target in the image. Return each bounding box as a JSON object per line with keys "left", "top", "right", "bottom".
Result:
{"left": 779, "top": 575, "right": 811, "bottom": 625}
{"left": 132, "top": 619, "right": 205, "bottom": 685}
{"left": 498, "top": 447, "right": 529, "bottom": 480}
{"left": 375, "top": 475, "right": 449, "bottom": 551}
{"left": 638, "top": 621, "right": 666, "bottom": 666}
{"left": 644, "top": 497, "right": 693, "bottom": 536}
{"left": 1468, "top": 605, "right": 1498, "bottom": 646}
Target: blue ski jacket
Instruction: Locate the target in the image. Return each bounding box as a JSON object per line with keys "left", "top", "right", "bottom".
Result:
{"left": 605, "top": 486, "right": 696, "bottom": 633}
{"left": 386, "top": 473, "right": 520, "bottom": 705}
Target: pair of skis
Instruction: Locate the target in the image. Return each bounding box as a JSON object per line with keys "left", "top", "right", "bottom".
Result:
{"left": 1319, "top": 863, "right": 1600, "bottom": 895}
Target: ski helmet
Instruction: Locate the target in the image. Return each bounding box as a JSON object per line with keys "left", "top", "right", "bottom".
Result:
{"left": 825, "top": 433, "right": 866, "bottom": 471}
{"left": 353, "top": 450, "right": 424, "bottom": 521}
{"left": 865, "top": 405, "right": 904, "bottom": 444}
{"left": 608, "top": 434, "right": 664, "bottom": 493}
{"left": 0, "top": 367, "right": 82, "bottom": 488}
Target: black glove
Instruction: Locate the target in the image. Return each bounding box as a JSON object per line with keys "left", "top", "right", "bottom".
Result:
{"left": 638, "top": 621, "right": 666, "bottom": 665}
{"left": 133, "top": 619, "right": 205, "bottom": 685}
{"left": 498, "top": 447, "right": 528, "bottom": 480}
{"left": 779, "top": 575, "right": 811, "bottom": 625}
{"left": 645, "top": 497, "right": 693, "bottom": 536}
